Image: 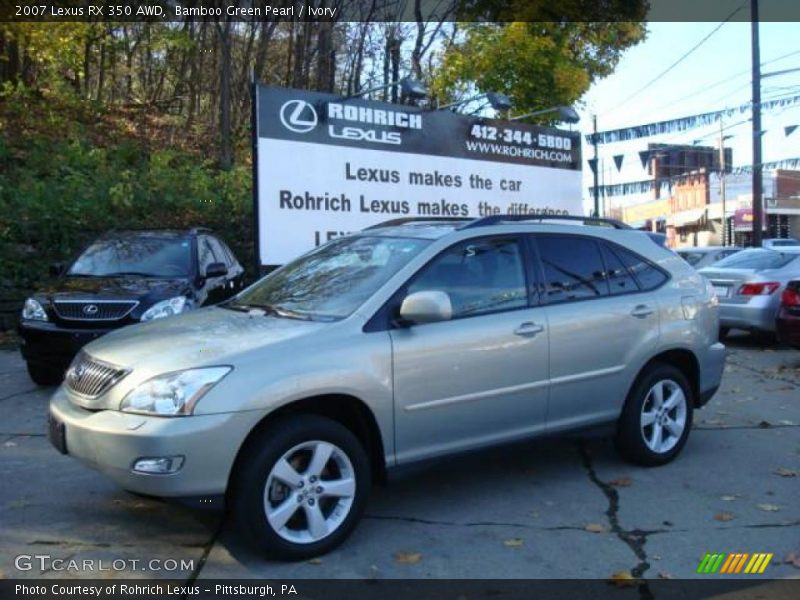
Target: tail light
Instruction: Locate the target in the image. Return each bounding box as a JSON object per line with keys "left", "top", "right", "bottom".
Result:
{"left": 781, "top": 288, "right": 800, "bottom": 306}
{"left": 738, "top": 282, "right": 780, "bottom": 296}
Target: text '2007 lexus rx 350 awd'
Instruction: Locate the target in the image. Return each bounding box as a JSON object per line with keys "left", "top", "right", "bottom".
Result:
{"left": 48, "top": 216, "right": 725, "bottom": 560}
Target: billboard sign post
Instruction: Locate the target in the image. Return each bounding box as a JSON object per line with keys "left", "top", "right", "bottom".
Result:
{"left": 254, "top": 85, "right": 583, "bottom": 268}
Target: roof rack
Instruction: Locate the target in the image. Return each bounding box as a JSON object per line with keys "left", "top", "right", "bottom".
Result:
{"left": 461, "top": 214, "right": 632, "bottom": 230}
{"left": 363, "top": 217, "right": 472, "bottom": 230}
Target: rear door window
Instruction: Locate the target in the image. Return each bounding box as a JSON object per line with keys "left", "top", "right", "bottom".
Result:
{"left": 600, "top": 243, "right": 640, "bottom": 295}
{"left": 535, "top": 235, "right": 609, "bottom": 302}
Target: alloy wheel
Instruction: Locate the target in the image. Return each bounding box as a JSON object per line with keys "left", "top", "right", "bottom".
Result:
{"left": 640, "top": 379, "right": 687, "bottom": 454}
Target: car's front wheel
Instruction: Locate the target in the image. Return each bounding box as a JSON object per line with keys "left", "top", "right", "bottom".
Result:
{"left": 231, "top": 415, "right": 370, "bottom": 560}
{"left": 26, "top": 362, "right": 63, "bottom": 386}
{"left": 615, "top": 363, "right": 694, "bottom": 466}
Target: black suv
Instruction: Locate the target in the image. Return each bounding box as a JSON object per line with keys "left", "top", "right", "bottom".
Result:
{"left": 19, "top": 228, "right": 246, "bottom": 385}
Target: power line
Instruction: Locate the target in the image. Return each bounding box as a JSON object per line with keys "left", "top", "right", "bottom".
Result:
{"left": 602, "top": 2, "right": 748, "bottom": 116}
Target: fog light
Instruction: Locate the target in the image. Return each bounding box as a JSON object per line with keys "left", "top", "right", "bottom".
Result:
{"left": 132, "top": 456, "right": 184, "bottom": 474}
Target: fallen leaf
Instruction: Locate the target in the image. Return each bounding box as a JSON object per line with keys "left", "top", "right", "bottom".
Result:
{"left": 394, "top": 552, "right": 422, "bottom": 564}
{"left": 608, "top": 570, "right": 636, "bottom": 587}
{"left": 774, "top": 468, "right": 798, "bottom": 478}
{"left": 584, "top": 523, "right": 608, "bottom": 533}
{"left": 609, "top": 477, "right": 632, "bottom": 487}
{"left": 3, "top": 441, "right": 17, "bottom": 448}
{"left": 714, "top": 512, "right": 735, "bottom": 522}
{"left": 757, "top": 503, "right": 781, "bottom": 512}
{"left": 0, "top": 568, "right": 5, "bottom": 579}
{"left": 720, "top": 495, "right": 738, "bottom": 501}
{"left": 658, "top": 572, "right": 674, "bottom": 579}
{"left": 307, "top": 558, "right": 322, "bottom": 565}
{"left": 784, "top": 551, "right": 800, "bottom": 569}
{"left": 504, "top": 538, "right": 524, "bottom": 547}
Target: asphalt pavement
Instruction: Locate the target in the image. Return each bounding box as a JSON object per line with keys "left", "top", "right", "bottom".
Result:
{"left": 0, "top": 333, "right": 798, "bottom": 582}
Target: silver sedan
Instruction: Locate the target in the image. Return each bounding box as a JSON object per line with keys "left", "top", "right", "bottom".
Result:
{"left": 699, "top": 248, "right": 800, "bottom": 334}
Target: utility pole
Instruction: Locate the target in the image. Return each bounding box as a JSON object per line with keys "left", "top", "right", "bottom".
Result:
{"left": 751, "top": 0, "right": 763, "bottom": 246}
{"left": 718, "top": 118, "right": 727, "bottom": 246}
{"left": 592, "top": 115, "right": 600, "bottom": 217}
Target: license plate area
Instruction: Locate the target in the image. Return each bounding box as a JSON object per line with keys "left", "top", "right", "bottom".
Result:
{"left": 712, "top": 285, "right": 730, "bottom": 298}
{"left": 48, "top": 414, "right": 67, "bottom": 455}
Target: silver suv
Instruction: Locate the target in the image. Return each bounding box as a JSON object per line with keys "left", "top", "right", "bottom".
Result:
{"left": 49, "top": 216, "right": 725, "bottom": 559}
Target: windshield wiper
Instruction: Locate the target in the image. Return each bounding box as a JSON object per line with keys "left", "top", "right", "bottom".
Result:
{"left": 225, "top": 302, "right": 313, "bottom": 321}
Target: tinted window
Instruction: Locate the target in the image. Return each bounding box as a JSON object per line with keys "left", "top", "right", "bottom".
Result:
{"left": 68, "top": 236, "right": 192, "bottom": 278}
{"left": 198, "top": 237, "right": 218, "bottom": 272}
{"left": 408, "top": 237, "right": 527, "bottom": 318}
{"left": 601, "top": 243, "right": 640, "bottom": 295}
{"left": 536, "top": 236, "right": 609, "bottom": 302}
{"left": 714, "top": 249, "right": 798, "bottom": 270}
{"left": 613, "top": 246, "right": 669, "bottom": 290}
{"left": 207, "top": 237, "right": 230, "bottom": 268}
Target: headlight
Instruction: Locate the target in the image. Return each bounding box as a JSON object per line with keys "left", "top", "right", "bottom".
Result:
{"left": 22, "top": 298, "right": 48, "bottom": 321}
{"left": 120, "top": 367, "right": 231, "bottom": 416}
{"left": 140, "top": 296, "right": 191, "bottom": 321}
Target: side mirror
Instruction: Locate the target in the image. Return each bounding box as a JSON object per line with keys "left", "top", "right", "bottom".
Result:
{"left": 49, "top": 263, "right": 64, "bottom": 277}
{"left": 205, "top": 262, "right": 228, "bottom": 278}
{"left": 399, "top": 291, "right": 452, "bottom": 324}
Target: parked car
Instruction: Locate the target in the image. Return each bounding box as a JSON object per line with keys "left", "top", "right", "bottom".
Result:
{"left": 49, "top": 216, "right": 724, "bottom": 560}
{"left": 762, "top": 238, "right": 800, "bottom": 250}
{"left": 20, "top": 228, "right": 245, "bottom": 385}
{"left": 677, "top": 246, "right": 742, "bottom": 270}
{"left": 698, "top": 248, "right": 800, "bottom": 337}
{"left": 776, "top": 280, "right": 800, "bottom": 348}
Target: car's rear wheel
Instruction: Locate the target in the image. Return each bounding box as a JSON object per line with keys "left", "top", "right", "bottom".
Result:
{"left": 615, "top": 363, "right": 694, "bottom": 466}
{"left": 231, "top": 415, "right": 370, "bottom": 560}
{"left": 26, "top": 362, "right": 63, "bottom": 386}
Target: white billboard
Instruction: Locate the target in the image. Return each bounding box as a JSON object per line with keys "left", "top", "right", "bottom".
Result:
{"left": 255, "top": 86, "right": 583, "bottom": 266}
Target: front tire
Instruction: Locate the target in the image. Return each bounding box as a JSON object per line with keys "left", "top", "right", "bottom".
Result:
{"left": 26, "top": 362, "right": 63, "bottom": 386}
{"left": 231, "top": 415, "right": 370, "bottom": 561}
{"left": 615, "top": 363, "right": 694, "bottom": 466}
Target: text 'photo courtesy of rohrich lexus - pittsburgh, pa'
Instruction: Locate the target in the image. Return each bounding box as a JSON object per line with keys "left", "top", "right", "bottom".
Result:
{"left": 47, "top": 216, "right": 725, "bottom": 560}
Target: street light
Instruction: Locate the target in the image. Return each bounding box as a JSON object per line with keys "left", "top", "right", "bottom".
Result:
{"left": 437, "top": 91, "right": 513, "bottom": 112}
{"left": 344, "top": 77, "right": 428, "bottom": 101}
{"left": 510, "top": 105, "right": 580, "bottom": 124}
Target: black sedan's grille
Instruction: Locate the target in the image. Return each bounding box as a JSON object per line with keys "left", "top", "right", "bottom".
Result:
{"left": 65, "top": 353, "right": 129, "bottom": 398}
{"left": 53, "top": 300, "right": 137, "bottom": 321}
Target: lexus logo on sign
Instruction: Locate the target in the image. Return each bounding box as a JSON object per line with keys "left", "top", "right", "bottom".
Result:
{"left": 279, "top": 100, "right": 318, "bottom": 134}
{"left": 82, "top": 304, "right": 99, "bottom": 315}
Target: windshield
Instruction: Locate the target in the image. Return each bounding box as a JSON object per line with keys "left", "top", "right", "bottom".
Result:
{"left": 68, "top": 236, "right": 193, "bottom": 278}
{"left": 229, "top": 236, "right": 430, "bottom": 320}
{"left": 712, "top": 249, "right": 799, "bottom": 270}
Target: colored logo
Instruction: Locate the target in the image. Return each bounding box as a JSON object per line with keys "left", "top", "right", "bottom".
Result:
{"left": 279, "top": 100, "right": 318, "bottom": 134}
{"left": 697, "top": 553, "right": 773, "bottom": 574}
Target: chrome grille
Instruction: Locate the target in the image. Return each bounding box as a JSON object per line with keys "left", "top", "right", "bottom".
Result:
{"left": 65, "top": 353, "right": 129, "bottom": 398}
{"left": 53, "top": 300, "right": 137, "bottom": 321}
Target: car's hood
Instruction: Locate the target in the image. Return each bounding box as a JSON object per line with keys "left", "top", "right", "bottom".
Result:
{"left": 42, "top": 276, "right": 191, "bottom": 301}
{"left": 82, "top": 306, "right": 328, "bottom": 370}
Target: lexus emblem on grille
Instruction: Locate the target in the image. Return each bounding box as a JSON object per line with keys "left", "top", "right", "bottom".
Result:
{"left": 73, "top": 365, "right": 86, "bottom": 382}
{"left": 82, "top": 304, "right": 99, "bottom": 315}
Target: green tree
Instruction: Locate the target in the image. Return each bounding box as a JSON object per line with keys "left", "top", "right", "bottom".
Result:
{"left": 431, "top": 20, "right": 647, "bottom": 120}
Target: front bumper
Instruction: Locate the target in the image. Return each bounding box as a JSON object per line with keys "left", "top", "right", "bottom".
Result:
{"left": 19, "top": 321, "right": 112, "bottom": 369}
{"left": 697, "top": 342, "right": 726, "bottom": 407}
{"left": 49, "top": 387, "right": 265, "bottom": 498}
{"left": 718, "top": 298, "right": 778, "bottom": 333}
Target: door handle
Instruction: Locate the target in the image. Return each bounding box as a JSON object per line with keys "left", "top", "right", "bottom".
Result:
{"left": 631, "top": 304, "right": 655, "bottom": 318}
{"left": 514, "top": 322, "right": 545, "bottom": 337}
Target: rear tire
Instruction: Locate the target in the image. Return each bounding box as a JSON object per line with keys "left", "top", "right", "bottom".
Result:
{"left": 231, "top": 415, "right": 370, "bottom": 561}
{"left": 26, "top": 362, "right": 63, "bottom": 386}
{"left": 615, "top": 363, "right": 694, "bottom": 467}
